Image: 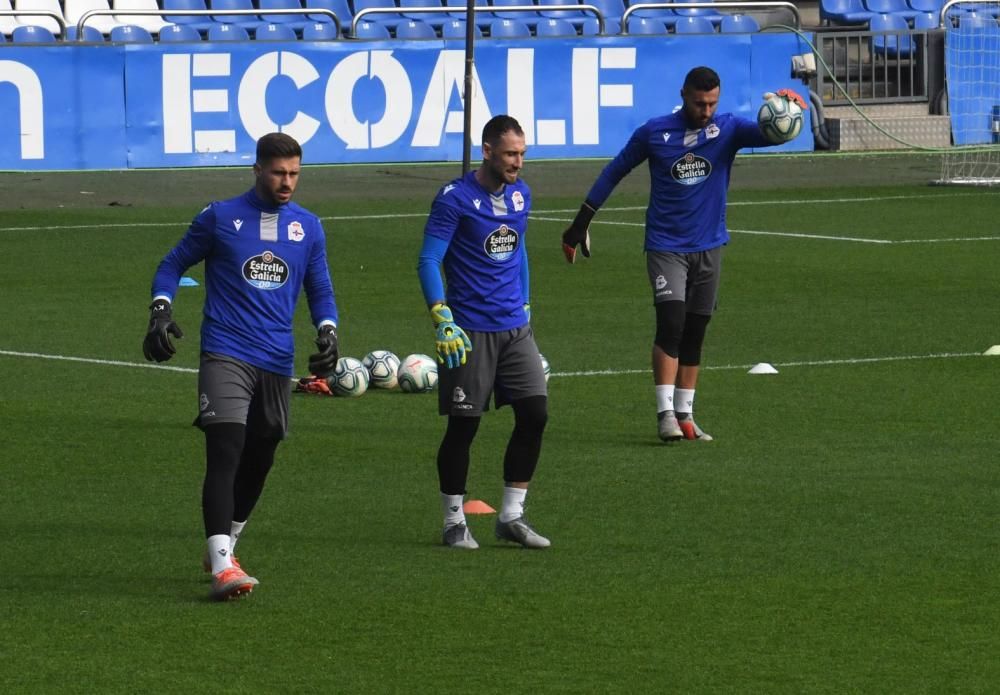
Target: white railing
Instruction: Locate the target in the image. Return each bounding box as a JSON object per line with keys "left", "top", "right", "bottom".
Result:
{"left": 621, "top": 1, "right": 800, "bottom": 33}
{"left": 352, "top": 4, "right": 605, "bottom": 37}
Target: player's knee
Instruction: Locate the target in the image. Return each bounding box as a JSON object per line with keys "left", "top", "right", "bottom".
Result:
{"left": 679, "top": 312, "right": 711, "bottom": 366}
{"left": 513, "top": 395, "right": 547, "bottom": 436}
{"left": 444, "top": 414, "right": 480, "bottom": 447}
{"left": 654, "top": 301, "right": 686, "bottom": 357}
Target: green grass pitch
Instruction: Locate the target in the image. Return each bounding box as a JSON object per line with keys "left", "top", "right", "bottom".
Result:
{"left": 1, "top": 155, "right": 998, "bottom": 692}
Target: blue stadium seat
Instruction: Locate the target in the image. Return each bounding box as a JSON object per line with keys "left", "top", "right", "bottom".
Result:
{"left": 441, "top": 17, "right": 482, "bottom": 37}
{"left": 538, "top": 0, "right": 588, "bottom": 26}
{"left": 255, "top": 21, "right": 298, "bottom": 38}
{"left": 820, "top": 0, "right": 875, "bottom": 24}
{"left": 535, "top": 16, "right": 576, "bottom": 34}
{"left": 353, "top": 0, "right": 402, "bottom": 29}
{"left": 208, "top": 21, "right": 250, "bottom": 38}
{"left": 110, "top": 23, "right": 154, "bottom": 40}
{"left": 395, "top": 17, "right": 437, "bottom": 37}
{"left": 211, "top": 0, "right": 268, "bottom": 31}
{"left": 306, "top": 0, "right": 352, "bottom": 31}
{"left": 869, "top": 12, "right": 915, "bottom": 55}
{"left": 907, "top": 0, "right": 942, "bottom": 12}
{"left": 259, "top": 0, "right": 312, "bottom": 32}
{"left": 490, "top": 0, "right": 540, "bottom": 22}
{"left": 12, "top": 24, "right": 56, "bottom": 41}
{"left": 113, "top": 0, "right": 171, "bottom": 34}
{"left": 673, "top": 15, "right": 714, "bottom": 32}
{"left": 580, "top": 15, "right": 619, "bottom": 33}
{"left": 301, "top": 19, "right": 340, "bottom": 37}
{"left": 587, "top": 0, "right": 625, "bottom": 23}
{"left": 719, "top": 13, "right": 759, "bottom": 32}
{"left": 158, "top": 22, "right": 204, "bottom": 40}
{"left": 65, "top": 24, "right": 106, "bottom": 41}
{"left": 353, "top": 18, "right": 392, "bottom": 36}
{"left": 399, "top": 0, "right": 447, "bottom": 28}
{"left": 625, "top": 15, "right": 667, "bottom": 33}
{"left": 624, "top": 0, "right": 674, "bottom": 22}
{"left": 864, "top": 0, "right": 918, "bottom": 21}
{"left": 162, "top": 0, "right": 215, "bottom": 33}
{"left": 445, "top": 0, "right": 492, "bottom": 28}
{"left": 670, "top": 0, "right": 724, "bottom": 25}
{"left": 489, "top": 17, "right": 531, "bottom": 36}
{"left": 911, "top": 10, "right": 937, "bottom": 29}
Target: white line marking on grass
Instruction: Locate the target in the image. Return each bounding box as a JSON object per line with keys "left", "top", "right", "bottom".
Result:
{"left": 729, "top": 229, "right": 892, "bottom": 243}
{"left": 3, "top": 349, "right": 978, "bottom": 378}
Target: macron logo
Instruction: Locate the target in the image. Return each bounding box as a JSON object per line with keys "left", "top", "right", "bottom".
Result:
{"left": 443, "top": 184, "right": 455, "bottom": 195}
{"left": 234, "top": 219, "right": 244, "bottom": 231}
{"left": 473, "top": 199, "right": 481, "bottom": 210}
{"left": 663, "top": 133, "right": 670, "bottom": 143}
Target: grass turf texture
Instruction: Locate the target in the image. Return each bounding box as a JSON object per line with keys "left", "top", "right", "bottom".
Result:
{"left": 1, "top": 154, "right": 998, "bottom": 692}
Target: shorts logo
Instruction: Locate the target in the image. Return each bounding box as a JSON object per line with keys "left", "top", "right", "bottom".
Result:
{"left": 484, "top": 224, "right": 519, "bottom": 262}
{"left": 199, "top": 393, "right": 209, "bottom": 411}
{"left": 512, "top": 190, "right": 525, "bottom": 212}
{"left": 287, "top": 221, "right": 304, "bottom": 242}
{"left": 242, "top": 250, "right": 289, "bottom": 290}
{"left": 452, "top": 387, "right": 466, "bottom": 403}
{"left": 654, "top": 274, "right": 672, "bottom": 296}
{"left": 671, "top": 153, "right": 712, "bottom": 186}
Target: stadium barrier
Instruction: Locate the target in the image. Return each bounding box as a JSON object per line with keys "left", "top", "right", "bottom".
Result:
{"left": 70, "top": 7, "right": 342, "bottom": 39}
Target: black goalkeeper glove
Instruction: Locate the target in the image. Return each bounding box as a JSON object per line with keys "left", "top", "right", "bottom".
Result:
{"left": 142, "top": 299, "right": 183, "bottom": 363}
{"left": 561, "top": 202, "right": 595, "bottom": 264}
{"left": 308, "top": 325, "right": 339, "bottom": 377}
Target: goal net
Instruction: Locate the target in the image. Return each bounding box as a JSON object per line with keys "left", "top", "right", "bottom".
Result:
{"left": 938, "top": 0, "right": 1000, "bottom": 185}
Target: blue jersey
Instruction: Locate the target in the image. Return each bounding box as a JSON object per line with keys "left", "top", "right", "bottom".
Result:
{"left": 151, "top": 188, "right": 338, "bottom": 376}
{"left": 421, "top": 171, "right": 532, "bottom": 332}
{"left": 586, "top": 112, "right": 770, "bottom": 253}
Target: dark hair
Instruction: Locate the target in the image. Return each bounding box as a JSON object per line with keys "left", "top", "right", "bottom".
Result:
{"left": 682, "top": 66, "right": 721, "bottom": 93}
{"left": 256, "top": 132, "right": 302, "bottom": 164}
{"left": 482, "top": 115, "right": 524, "bottom": 147}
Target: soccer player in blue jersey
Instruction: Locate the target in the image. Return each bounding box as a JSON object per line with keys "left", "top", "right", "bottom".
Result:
{"left": 143, "top": 133, "right": 340, "bottom": 600}
{"left": 417, "top": 115, "right": 551, "bottom": 550}
{"left": 561, "top": 66, "right": 806, "bottom": 443}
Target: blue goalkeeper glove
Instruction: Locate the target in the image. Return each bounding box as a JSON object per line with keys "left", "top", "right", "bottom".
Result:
{"left": 430, "top": 303, "right": 472, "bottom": 369}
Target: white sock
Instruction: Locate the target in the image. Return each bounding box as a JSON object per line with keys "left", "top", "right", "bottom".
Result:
{"left": 655, "top": 384, "right": 675, "bottom": 414}
{"left": 230, "top": 520, "right": 247, "bottom": 554}
{"left": 675, "top": 388, "right": 695, "bottom": 417}
{"left": 499, "top": 486, "right": 527, "bottom": 523}
{"left": 441, "top": 493, "right": 466, "bottom": 528}
{"left": 207, "top": 534, "right": 234, "bottom": 574}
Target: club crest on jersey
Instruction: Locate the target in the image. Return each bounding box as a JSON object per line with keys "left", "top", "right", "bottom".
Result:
{"left": 671, "top": 152, "right": 712, "bottom": 186}
{"left": 706, "top": 124, "right": 720, "bottom": 139}
{"left": 484, "top": 224, "right": 519, "bottom": 262}
{"left": 242, "top": 250, "right": 289, "bottom": 290}
{"left": 512, "top": 190, "right": 525, "bottom": 212}
{"left": 287, "top": 221, "right": 304, "bottom": 242}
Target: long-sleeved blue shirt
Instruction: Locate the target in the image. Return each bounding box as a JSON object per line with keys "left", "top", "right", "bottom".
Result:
{"left": 151, "top": 188, "right": 337, "bottom": 376}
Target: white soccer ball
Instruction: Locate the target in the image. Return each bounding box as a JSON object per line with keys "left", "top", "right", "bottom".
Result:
{"left": 757, "top": 93, "right": 804, "bottom": 144}
{"left": 539, "top": 353, "right": 551, "bottom": 383}
{"left": 397, "top": 353, "right": 438, "bottom": 393}
{"left": 362, "top": 350, "right": 401, "bottom": 389}
{"left": 328, "top": 357, "right": 369, "bottom": 397}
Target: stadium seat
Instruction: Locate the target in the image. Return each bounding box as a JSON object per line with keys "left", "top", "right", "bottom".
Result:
{"left": 64, "top": 0, "right": 125, "bottom": 35}
{"left": 587, "top": 0, "right": 624, "bottom": 23}
{"left": 624, "top": 0, "right": 673, "bottom": 22}
{"left": 625, "top": 15, "right": 667, "bottom": 33}
{"left": 162, "top": 0, "right": 216, "bottom": 33}
{"left": 959, "top": 11, "right": 998, "bottom": 28}
{"left": 820, "top": 0, "right": 875, "bottom": 25}
{"left": 158, "top": 21, "right": 203, "bottom": 39}
{"left": 207, "top": 21, "right": 249, "bottom": 38}
{"left": 353, "top": 18, "right": 391, "bottom": 36}
{"left": 1, "top": 0, "right": 21, "bottom": 37}
{"left": 673, "top": 15, "right": 714, "bottom": 32}
{"left": 352, "top": 0, "right": 402, "bottom": 29}
{"left": 869, "top": 12, "right": 915, "bottom": 55}
{"left": 440, "top": 17, "right": 481, "bottom": 37}
{"left": 445, "top": 0, "right": 492, "bottom": 29}
{"left": 301, "top": 19, "right": 339, "bottom": 37}
{"left": 109, "top": 23, "right": 154, "bottom": 40}
{"left": 489, "top": 0, "right": 540, "bottom": 22}
{"left": 211, "top": 0, "right": 268, "bottom": 31}
{"left": 864, "top": 0, "right": 918, "bottom": 21}
{"left": 580, "top": 15, "right": 619, "bottom": 33}
{"left": 534, "top": 17, "right": 576, "bottom": 35}
{"left": 489, "top": 17, "right": 530, "bottom": 36}
{"left": 719, "top": 13, "right": 759, "bottom": 32}
{"left": 399, "top": 0, "right": 448, "bottom": 28}
{"left": 911, "top": 11, "right": 937, "bottom": 29}
{"left": 113, "top": 0, "right": 170, "bottom": 33}
{"left": 255, "top": 21, "right": 298, "bottom": 38}
{"left": 65, "top": 23, "right": 106, "bottom": 40}
{"left": 11, "top": 23, "right": 56, "bottom": 40}
{"left": 538, "top": 0, "right": 588, "bottom": 25}
{"left": 14, "top": 0, "right": 66, "bottom": 35}
{"left": 259, "top": 0, "right": 312, "bottom": 32}
{"left": 670, "top": 0, "right": 724, "bottom": 25}
{"left": 395, "top": 17, "right": 437, "bottom": 37}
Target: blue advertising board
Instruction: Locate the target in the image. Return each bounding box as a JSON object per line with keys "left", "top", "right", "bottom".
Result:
{"left": 1, "top": 34, "right": 814, "bottom": 170}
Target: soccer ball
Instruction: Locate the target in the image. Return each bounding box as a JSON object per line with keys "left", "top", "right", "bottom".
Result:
{"left": 757, "top": 93, "right": 804, "bottom": 144}
{"left": 539, "top": 353, "right": 551, "bottom": 383}
{"left": 327, "top": 357, "right": 369, "bottom": 397}
{"left": 397, "top": 353, "right": 438, "bottom": 393}
{"left": 362, "top": 350, "right": 401, "bottom": 389}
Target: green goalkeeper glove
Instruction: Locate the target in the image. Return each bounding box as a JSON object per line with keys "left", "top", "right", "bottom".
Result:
{"left": 430, "top": 303, "right": 472, "bottom": 369}
{"left": 142, "top": 299, "right": 183, "bottom": 363}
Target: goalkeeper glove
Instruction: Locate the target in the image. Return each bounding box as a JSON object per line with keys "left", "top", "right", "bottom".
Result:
{"left": 430, "top": 303, "right": 472, "bottom": 369}
{"left": 308, "top": 325, "right": 339, "bottom": 377}
{"left": 142, "top": 299, "right": 183, "bottom": 363}
{"left": 561, "top": 202, "right": 595, "bottom": 264}
{"left": 523, "top": 302, "right": 531, "bottom": 322}
{"left": 769, "top": 88, "right": 809, "bottom": 110}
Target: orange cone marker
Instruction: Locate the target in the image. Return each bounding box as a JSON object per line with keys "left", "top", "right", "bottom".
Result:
{"left": 463, "top": 499, "right": 496, "bottom": 514}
